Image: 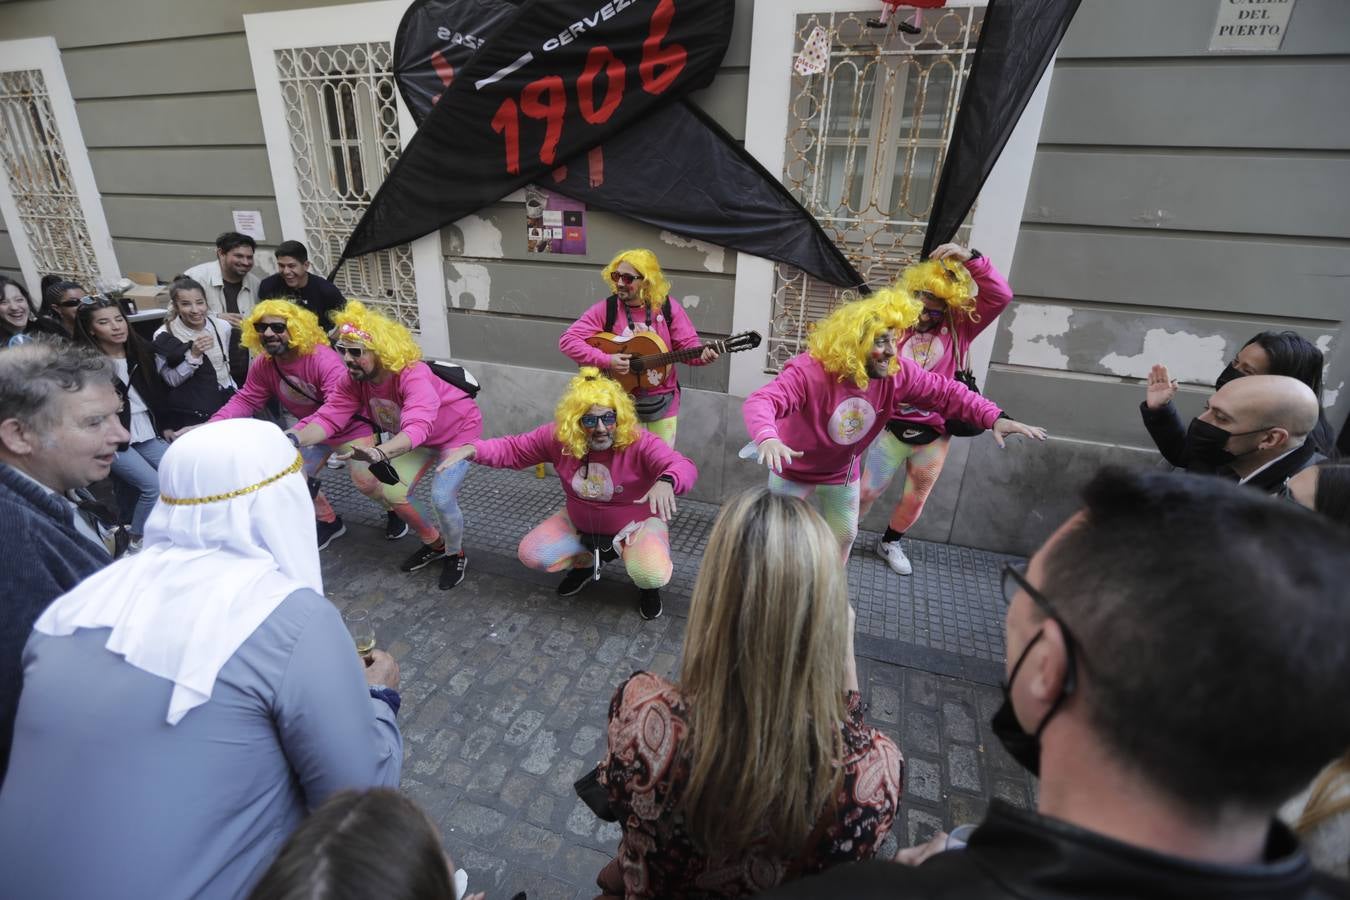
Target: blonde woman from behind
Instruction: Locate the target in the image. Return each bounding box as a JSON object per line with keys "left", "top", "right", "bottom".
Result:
{"left": 594, "top": 487, "right": 903, "bottom": 898}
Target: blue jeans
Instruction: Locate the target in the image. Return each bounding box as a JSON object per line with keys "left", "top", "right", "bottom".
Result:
{"left": 110, "top": 437, "right": 170, "bottom": 536}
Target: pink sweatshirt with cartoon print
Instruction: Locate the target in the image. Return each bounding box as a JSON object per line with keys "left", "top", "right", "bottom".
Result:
{"left": 557, "top": 296, "right": 708, "bottom": 417}
{"left": 893, "top": 254, "right": 1014, "bottom": 432}
{"left": 470, "top": 424, "right": 697, "bottom": 536}
{"left": 297, "top": 360, "right": 482, "bottom": 450}
{"left": 210, "top": 344, "right": 373, "bottom": 445}
{"left": 743, "top": 354, "right": 1002, "bottom": 485}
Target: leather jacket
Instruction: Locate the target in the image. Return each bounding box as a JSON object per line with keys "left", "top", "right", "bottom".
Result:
{"left": 758, "top": 801, "right": 1348, "bottom": 900}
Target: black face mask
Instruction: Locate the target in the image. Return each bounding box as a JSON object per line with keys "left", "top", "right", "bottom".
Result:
{"left": 1183, "top": 418, "right": 1269, "bottom": 469}
{"left": 1215, "top": 364, "right": 1244, "bottom": 390}
{"left": 991, "top": 629, "right": 1076, "bottom": 777}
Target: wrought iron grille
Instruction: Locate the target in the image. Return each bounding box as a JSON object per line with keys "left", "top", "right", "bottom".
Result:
{"left": 0, "top": 69, "right": 101, "bottom": 287}
{"left": 275, "top": 42, "right": 419, "bottom": 330}
{"left": 767, "top": 8, "right": 983, "bottom": 371}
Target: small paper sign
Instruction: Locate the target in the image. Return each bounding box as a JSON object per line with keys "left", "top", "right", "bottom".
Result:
{"left": 794, "top": 26, "right": 831, "bottom": 76}
{"left": 1209, "top": 0, "right": 1295, "bottom": 52}
{"left": 231, "top": 210, "right": 266, "bottom": 241}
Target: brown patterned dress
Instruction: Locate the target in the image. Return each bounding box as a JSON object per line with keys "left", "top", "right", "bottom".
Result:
{"left": 597, "top": 671, "right": 904, "bottom": 898}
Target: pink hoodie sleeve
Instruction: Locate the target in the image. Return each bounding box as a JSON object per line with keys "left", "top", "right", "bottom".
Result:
{"left": 558, "top": 301, "right": 615, "bottom": 369}
{"left": 394, "top": 366, "right": 443, "bottom": 448}
{"left": 742, "top": 357, "right": 812, "bottom": 445}
{"left": 314, "top": 347, "right": 353, "bottom": 402}
{"left": 894, "top": 358, "right": 1001, "bottom": 428}
{"left": 209, "top": 356, "right": 275, "bottom": 422}
{"left": 296, "top": 377, "right": 362, "bottom": 441}
{"left": 958, "top": 255, "right": 1014, "bottom": 344}
{"left": 471, "top": 424, "right": 558, "bottom": 469}
{"left": 665, "top": 299, "right": 708, "bottom": 364}
{"left": 636, "top": 430, "right": 698, "bottom": 494}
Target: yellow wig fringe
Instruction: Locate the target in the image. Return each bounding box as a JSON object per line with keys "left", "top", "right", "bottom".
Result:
{"left": 554, "top": 367, "right": 640, "bottom": 459}
{"left": 807, "top": 290, "right": 921, "bottom": 388}
{"left": 600, "top": 248, "right": 672, "bottom": 316}
{"left": 329, "top": 299, "right": 422, "bottom": 373}
{"left": 899, "top": 257, "right": 980, "bottom": 321}
{"left": 240, "top": 300, "right": 329, "bottom": 356}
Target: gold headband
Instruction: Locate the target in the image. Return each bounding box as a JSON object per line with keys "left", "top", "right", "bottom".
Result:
{"left": 159, "top": 454, "right": 304, "bottom": 506}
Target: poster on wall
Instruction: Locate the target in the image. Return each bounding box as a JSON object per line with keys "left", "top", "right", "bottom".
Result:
{"left": 524, "top": 186, "right": 586, "bottom": 255}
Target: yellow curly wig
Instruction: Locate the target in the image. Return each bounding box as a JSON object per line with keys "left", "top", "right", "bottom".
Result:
{"left": 899, "top": 257, "right": 980, "bottom": 322}
{"left": 807, "top": 290, "right": 921, "bottom": 388}
{"left": 240, "top": 300, "right": 329, "bottom": 356}
{"left": 330, "top": 299, "right": 422, "bottom": 373}
{"left": 554, "top": 367, "right": 640, "bottom": 459}
{"left": 600, "top": 248, "right": 672, "bottom": 316}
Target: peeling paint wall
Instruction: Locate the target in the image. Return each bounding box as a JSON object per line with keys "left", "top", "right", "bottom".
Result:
{"left": 658, "top": 230, "right": 726, "bottom": 273}
{"left": 1098, "top": 328, "right": 1227, "bottom": 384}
{"left": 1004, "top": 304, "right": 1072, "bottom": 369}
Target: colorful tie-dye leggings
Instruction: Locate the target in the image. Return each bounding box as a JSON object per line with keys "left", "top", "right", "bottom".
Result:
{"left": 639, "top": 414, "right": 677, "bottom": 447}
{"left": 347, "top": 445, "right": 470, "bottom": 552}
{"left": 858, "top": 430, "right": 951, "bottom": 535}
{"left": 766, "top": 473, "right": 861, "bottom": 561}
{"left": 517, "top": 509, "right": 673, "bottom": 590}
{"left": 300, "top": 434, "right": 378, "bottom": 524}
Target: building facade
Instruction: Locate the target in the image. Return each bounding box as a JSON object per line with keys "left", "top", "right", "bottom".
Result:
{"left": 1, "top": 0, "right": 1346, "bottom": 553}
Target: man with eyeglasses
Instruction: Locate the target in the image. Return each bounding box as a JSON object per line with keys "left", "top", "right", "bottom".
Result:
{"left": 761, "top": 466, "right": 1350, "bottom": 899}
{"left": 288, "top": 301, "right": 482, "bottom": 591}
{"left": 206, "top": 301, "right": 376, "bottom": 550}
{"left": 559, "top": 248, "right": 718, "bottom": 447}
{"left": 438, "top": 367, "right": 696, "bottom": 620}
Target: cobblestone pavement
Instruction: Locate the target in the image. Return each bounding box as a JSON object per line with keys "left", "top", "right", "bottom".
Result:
{"left": 318, "top": 465, "right": 1035, "bottom": 899}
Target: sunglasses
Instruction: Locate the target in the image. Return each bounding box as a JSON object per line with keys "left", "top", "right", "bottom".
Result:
{"left": 58, "top": 297, "right": 91, "bottom": 308}
{"left": 919, "top": 306, "right": 946, "bottom": 319}
{"left": 336, "top": 345, "right": 367, "bottom": 358}
{"left": 610, "top": 271, "right": 644, "bottom": 286}
{"left": 253, "top": 321, "right": 288, "bottom": 335}
{"left": 580, "top": 412, "right": 618, "bottom": 429}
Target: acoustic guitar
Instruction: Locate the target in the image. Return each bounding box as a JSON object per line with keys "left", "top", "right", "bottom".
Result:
{"left": 585, "top": 330, "right": 762, "bottom": 394}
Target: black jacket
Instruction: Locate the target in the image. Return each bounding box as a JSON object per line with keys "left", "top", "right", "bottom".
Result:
{"left": 759, "top": 801, "right": 1348, "bottom": 900}
{"left": 152, "top": 329, "right": 237, "bottom": 430}
{"left": 109, "top": 351, "right": 172, "bottom": 447}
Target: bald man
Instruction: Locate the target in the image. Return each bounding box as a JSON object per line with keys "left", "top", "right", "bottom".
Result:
{"left": 1181, "top": 374, "right": 1324, "bottom": 493}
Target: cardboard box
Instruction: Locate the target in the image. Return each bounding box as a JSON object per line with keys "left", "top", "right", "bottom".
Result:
{"left": 125, "top": 272, "right": 158, "bottom": 286}
{"left": 123, "top": 282, "right": 170, "bottom": 310}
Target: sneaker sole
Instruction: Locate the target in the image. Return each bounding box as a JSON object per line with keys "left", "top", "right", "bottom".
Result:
{"left": 640, "top": 605, "right": 663, "bottom": 621}
{"left": 316, "top": 523, "right": 347, "bottom": 551}
{"left": 401, "top": 551, "right": 447, "bottom": 573}
{"left": 875, "top": 543, "right": 913, "bottom": 576}
{"left": 439, "top": 558, "right": 467, "bottom": 591}
{"left": 386, "top": 522, "right": 409, "bottom": 540}
{"left": 557, "top": 573, "right": 597, "bottom": 597}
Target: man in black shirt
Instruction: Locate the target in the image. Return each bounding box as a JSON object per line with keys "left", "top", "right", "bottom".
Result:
{"left": 257, "top": 241, "right": 347, "bottom": 331}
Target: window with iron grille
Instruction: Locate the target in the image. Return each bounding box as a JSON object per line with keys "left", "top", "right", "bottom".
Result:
{"left": 768, "top": 8, "right": 982, "bottom": 372}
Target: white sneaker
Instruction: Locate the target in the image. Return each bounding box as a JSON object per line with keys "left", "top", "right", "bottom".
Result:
{"left": 326, "top": 456, "right": 345, "bottom": 470}
{"left": 876, "top": 539, "right": 913, "bottom": 575}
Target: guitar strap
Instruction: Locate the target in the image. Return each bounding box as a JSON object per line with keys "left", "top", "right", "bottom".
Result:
{"left": 603, "top": 295, "right": 672, "bottom": 334}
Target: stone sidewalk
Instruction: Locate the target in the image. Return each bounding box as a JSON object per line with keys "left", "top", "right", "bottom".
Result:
{"left": 318, "top": 466, "right": 1034, "bottom": 899}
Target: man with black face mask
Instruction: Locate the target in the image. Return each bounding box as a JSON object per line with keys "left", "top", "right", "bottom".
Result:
{"left": 759, "top": 467, "right": 1350, "bottom": 899}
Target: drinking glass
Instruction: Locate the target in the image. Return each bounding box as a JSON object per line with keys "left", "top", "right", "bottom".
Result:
{"left": 344, "top": 607, "right": 376, "bottom": 658}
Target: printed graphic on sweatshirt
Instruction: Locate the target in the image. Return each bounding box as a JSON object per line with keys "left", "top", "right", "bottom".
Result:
{"left": 368, "top": 397, "right": 403, "bottom": 433}
{"left": 278, "top": 376, "right": 320, "bottom": 410}
{"left": 902, "top": 330, "right": 948, "bottom": 371}
{"left": 571, "top": 463, "right": 616, "bottom": 501}
{"left": 828, "top": 397, "right": 877, "bottom": 446}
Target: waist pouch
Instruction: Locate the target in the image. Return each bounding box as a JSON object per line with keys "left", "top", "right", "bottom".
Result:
{"left": 887, "top": 420, "right": 942, "bottom": 445}
{"left": 632, "top": 391, "right": 674, "bottom": 422}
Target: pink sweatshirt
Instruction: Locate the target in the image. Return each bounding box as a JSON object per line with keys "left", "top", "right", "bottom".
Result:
{"left": 209, "top": 345, "right": 372, "bottom": 445}
{"left": 893, "top": 254, "right": 1014, "bottom": 432}
{"left": 557, "top": 296, "right": 708, "bottom": 417}
{"left": 297, "top": 360, "right": 483, "bottom": 450}
{"left": 471, "top": 424, "right": 697, "bottom": 536}
{"left": 743, "top": 354, "right": 1001, "bottom": 485}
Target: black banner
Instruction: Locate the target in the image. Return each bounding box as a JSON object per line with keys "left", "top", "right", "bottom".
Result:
{"left": 922, "top": 0, "right": 1081, "bottom": 258}
{"left": 342, "top": 0, "right": 733, "bottom": 262}
{"left": 350, "top": 0, "right": 865, "bottom": 289}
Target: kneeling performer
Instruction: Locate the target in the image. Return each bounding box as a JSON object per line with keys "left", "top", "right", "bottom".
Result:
{"left": 439, "top": 368, "right": 695, "bottom": 620}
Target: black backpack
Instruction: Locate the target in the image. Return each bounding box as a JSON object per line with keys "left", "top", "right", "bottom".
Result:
{"left": 426, "top": 359, "right": 480, "bottom": 398}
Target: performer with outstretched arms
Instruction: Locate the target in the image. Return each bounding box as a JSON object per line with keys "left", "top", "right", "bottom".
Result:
{"left": 288, "top": 301, "right": 482, "bottom": 590}
{"left": 438, "top": 368, "right": 696, "bottom": 620}
{"left": 206, "top": 300, "right": 375, "bottom": 551}
{"left": 558, "top": 249, "right": 718, "bottom": 447}
{"left": 858, "top": 243, "right": 1015, "bottom": 575}
{"left": 742, "top": 292, "right": 1046, "bottom": 561}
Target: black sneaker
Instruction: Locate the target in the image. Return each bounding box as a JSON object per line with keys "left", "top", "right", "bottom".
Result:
{"left": 400, "top": 542, "right": 446, "bottom": 572}
{"left": 385, "top": 511, "right": 409, "bottom": 540}
{"left": 316, "top": 517, "right": 347, "bottom": 551}
{"left": 557, "top": 566, "right": 597, "bottom": 596}
{"left": 438, "top": 553, "right": 468, "bottom": 590}
{"left": 639, "top": 589, "right": 663, "bottom": 621}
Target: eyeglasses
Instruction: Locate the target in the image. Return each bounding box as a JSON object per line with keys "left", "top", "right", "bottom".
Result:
{"left": 1001, "top": 562, "right": 1085, "bottom": 678}
{"left": 336, "top": 345, "right": 367, "bottom": 358}
{"left": 579, "top": 412, "right": 617, "bottom": 429}
{"left": 77, "top": 296, "right": 118, "bottom": 310}
{"left": 610, "top": 271, "right": 644, "bottom": 286}
{"left": 253, "top": 321, "right": 288, "bottom": 335}
{"left": 920, "top": 306, "right": 946, "bottom": 320}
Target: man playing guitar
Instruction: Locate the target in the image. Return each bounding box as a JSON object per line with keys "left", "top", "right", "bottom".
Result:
{"left": 559, "top": 248, "right": 718, "bottom": 447}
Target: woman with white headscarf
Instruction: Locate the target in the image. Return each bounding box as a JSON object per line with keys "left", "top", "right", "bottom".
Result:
{"left": 0, "top": 418, "right": 403, "bottom": 900}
